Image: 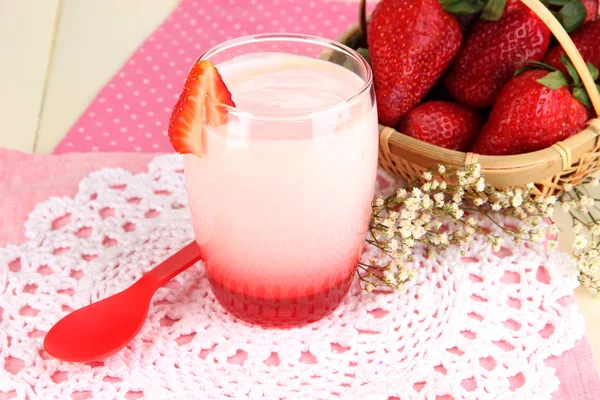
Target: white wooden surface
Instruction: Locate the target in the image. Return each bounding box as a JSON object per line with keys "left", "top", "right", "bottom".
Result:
{"left": 0, "top": 0, "right": 599, "bottom": 367}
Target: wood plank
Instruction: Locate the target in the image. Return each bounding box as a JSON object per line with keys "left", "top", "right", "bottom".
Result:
{"left": 0, "top": 0, "right": 60, "bottom": 153}
{"left": 35, "top": 0, "right": 179, "bottom": 153}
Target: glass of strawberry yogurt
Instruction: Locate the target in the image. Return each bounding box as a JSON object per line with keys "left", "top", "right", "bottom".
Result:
{"left": 172, "top": 34, "right": 378, "bottom": 327}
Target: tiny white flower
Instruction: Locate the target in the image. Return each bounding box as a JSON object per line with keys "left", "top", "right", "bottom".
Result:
{"left": 382, "top": 218, "right": 394, "bottom": 227}
{"left": 511, "top": 193, "right": 523, "bottom": 207}
{"left": 574, "top": 235, "right": 588, "bottom": 250}
{"left": 466, "top": 217, "right": 477, "bottom": 226}
{"left": 421, "top": 195, "right": 432, "bottom": 209}
{"left": 413, "top": 226, "right": 427, "bottom": 239}
{"left": 573, "top": 222, "right": 583, "bottom": 234}
{"left": 581, "top": 196, "right": 594, "bottom": 207}
{"left": 563, "top": 183, "right": 573, "bottom": 192}
{"left": 454, "top": 208, "right": 465, "bottom": 220}
{"left": 433, "top": 193, "right": 445, "bottom": 207}
{"left": 452, "top": 193, "right": 463, "bottom": 204}
{"left": 437, "top": 165, "right": 446, "bottom": 174}
{"left": 491, "top": 202, "right": 502, "bottom": 211}
{"left": 492, "top": 236, "right": 504, "bottom": 252}
{"left": 422, "top": 182, "right": 432, "bottom": 192}
{"left": 547, "top": 240, "right": 559, "bottom": 249}
{"left": 422, "top": 171, "right": 433, "bottom": 181}
{"left": 439, "top": 181, "right": 447, "bottom": 190}
{"left": 398, "top": 268, "right": 409, "bottom": 282}
{"left": 388, "top": 239, "right": 399, "bottom": 251}
{"left": 396, "top": 188, "right": 408, "bottom": 199}
{"left": 374, "top": 197, "right": 384, "bottom": 207}
{"left": 439, "top": 232, "right": 449, "bottom": 246}
{"left": 365, "top": 283, "right": 375, "bottom": 293}
{"left": 561, "top": 201, "right": 571, "bottom": 212}
{"left": 476, "top": 177, "right": 485, "bottom": 192}
{"left": 383, "top": 271, "right": 397, "bottom": 286}
{"left": 473, "top": 198, "right": 484, "bottom": 206}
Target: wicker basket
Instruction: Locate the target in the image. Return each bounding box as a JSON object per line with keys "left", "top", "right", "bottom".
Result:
{"left": 337, "top": 0, "right": 600, "bottom": 196}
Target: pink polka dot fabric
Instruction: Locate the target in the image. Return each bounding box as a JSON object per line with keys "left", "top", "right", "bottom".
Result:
{"left": 55, "top": 0, "right": 375, "bottom": 154}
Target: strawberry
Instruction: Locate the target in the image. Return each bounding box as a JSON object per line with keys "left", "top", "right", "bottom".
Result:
{"left": 472, "top": 65, "right": 590, "bottom": 155}
{"left": 544, "top": 18, "right": 600, "bottom": 74}
{"left": 168, "top": 60, "right": 235, "bottom": 156}
{"left": 367, "top": 0, "right": 462, "bottom": 127}
{"left": 443, "top": 2, "right": 551, "bottom": 108}
{"left": 583, "top": 0, "right": 598, "bottom": 22}
{"left": 398, "top": 101, "right": 482, "bottom": 151}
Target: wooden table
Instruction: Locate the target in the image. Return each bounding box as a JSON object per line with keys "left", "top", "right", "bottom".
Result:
{"left": 1, "top": 0, "right": 598, "bottom": 367}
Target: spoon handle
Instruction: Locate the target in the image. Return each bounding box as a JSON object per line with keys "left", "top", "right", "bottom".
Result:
{"left": 140, "top": 241, "right": 202, "bottom": 289}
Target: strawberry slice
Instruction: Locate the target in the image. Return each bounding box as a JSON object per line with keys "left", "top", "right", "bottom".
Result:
{"left": 168, "top": 60, "right": 235, "bottom": 156}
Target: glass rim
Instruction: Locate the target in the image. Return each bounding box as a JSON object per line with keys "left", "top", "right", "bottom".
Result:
{"left": 197, "top": 33, "right": 373, "bottom": 121}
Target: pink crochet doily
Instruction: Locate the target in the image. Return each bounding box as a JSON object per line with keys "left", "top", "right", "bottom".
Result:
{"left": 0, "top": 155, "right": 586, "bottom": 399}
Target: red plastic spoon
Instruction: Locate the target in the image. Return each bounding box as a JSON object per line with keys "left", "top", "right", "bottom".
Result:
{"left": 44, "top": 241, "right": 202, "bottom": 362}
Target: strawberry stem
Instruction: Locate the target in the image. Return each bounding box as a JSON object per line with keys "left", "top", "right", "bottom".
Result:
{"left": 359, "top": 0, "right": 368, "bottom": 38}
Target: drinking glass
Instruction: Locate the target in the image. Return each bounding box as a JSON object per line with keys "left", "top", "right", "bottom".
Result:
{"left": 184, "top": 33, "right": 378, "bottom": 327}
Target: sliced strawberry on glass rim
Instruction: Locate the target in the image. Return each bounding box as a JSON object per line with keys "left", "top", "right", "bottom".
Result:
{"left": 168, "top": 60, "right": 235, "bottom": 156}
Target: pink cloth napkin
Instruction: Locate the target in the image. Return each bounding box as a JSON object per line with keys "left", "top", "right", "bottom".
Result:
{"left": 53, "top": 0, "right": 375, "bottom": 153}
{"left": 1, "top": 147, "right": 599, "bottom": 398}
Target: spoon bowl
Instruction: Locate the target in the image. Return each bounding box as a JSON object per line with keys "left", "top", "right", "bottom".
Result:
{"left": 44, "top": 241, "right": 202, "bottom": 362}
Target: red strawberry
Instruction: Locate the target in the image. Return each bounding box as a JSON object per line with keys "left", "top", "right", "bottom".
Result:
{"left": 544, "top": 18, "right": 600, "bottom": 74}
{"left": 367, "top": 0, "right": 462, "bottom": 127}
{"left": 168, "top": 60, "right": 235, "bottom": 156}
{"left": 443, "top": 4, "right": 550, "bottom": 108}
{"left": 398, "top": 101, "right": 482, "bottom": 151}
{"left": 583, "top": 0, "right": 598, "bottom": 22}
{"left": 472, "top": 69, "right": 588, "bottom": 155}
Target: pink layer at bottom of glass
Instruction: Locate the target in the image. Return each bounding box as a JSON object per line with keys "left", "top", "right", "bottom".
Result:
{"left": 207, "top": 264, "right": 357, "bottom": 328}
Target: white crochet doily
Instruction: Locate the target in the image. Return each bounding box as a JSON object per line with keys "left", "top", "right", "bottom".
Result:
{"left": 0, "top": 155, "right": 585, "bottom": 400}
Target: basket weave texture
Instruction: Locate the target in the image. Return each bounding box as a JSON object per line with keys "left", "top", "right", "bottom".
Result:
{"left": 338, "top": 0, "right": 600, "bottom": 196}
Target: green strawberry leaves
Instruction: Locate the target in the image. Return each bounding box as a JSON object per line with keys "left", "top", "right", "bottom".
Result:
{"left": 439, "top": 0, "right": 507, "bottom": 19}
{"left": 572, "top": 87, "right": 591, "bottom": 106}
{"left": 358, "top": 48, "right": 371, "bottom": 65}
{"left": 537, "top": 71, "right": 570, "bottom": 89}
{"left": 587, "top": 63, "right": 599, "bottom": 81}
{"left": 556, "top": 1, "right": 587, "bottom": 32}
{"left": 535, "top": 54, "right": 600, "bottom": 107}
{"left": 544, "top": 0, "right": 587, "bottom": 32}
{"left": 561, "top": 54, "right": 581, "bottom": 85}
{"left": 480, "top": 0, "right": 508, "bottom": 21}
{"left": 439, "top": 0, "right": 488, "bottom": 16}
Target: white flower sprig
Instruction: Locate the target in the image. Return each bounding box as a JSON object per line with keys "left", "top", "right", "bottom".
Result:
{"left": 560, "top": 178, "right": 600, "bottom": 292}
{"left": 359, "top": 164, "right": 559, "bottom": 292}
